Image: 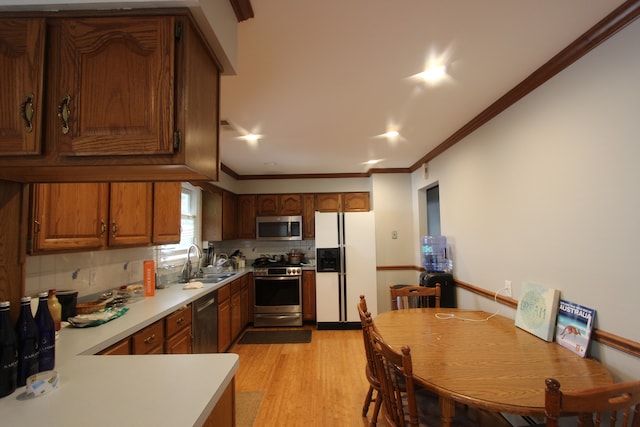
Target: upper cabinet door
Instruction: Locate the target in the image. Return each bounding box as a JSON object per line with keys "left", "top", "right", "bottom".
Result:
{"left": 109, "top": 182, "right": 153, "bottom": 247}
{"left": 31, "top": 182, "right": 109, "bottom": 253}
{"left": 47, "top": 17, "right": 174, "bottom": 156}
{"left": 0, "top": 18, "right": 45, "bottom": 155}
{"left": 152, "top": 182, "right": 181, "bottom": 244}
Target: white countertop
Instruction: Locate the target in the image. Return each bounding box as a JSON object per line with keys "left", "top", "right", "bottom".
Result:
{"left": 0, "top": 271, "right": 250, "bottom": 426}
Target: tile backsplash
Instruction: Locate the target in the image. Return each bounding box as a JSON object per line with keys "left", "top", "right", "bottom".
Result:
{"left": 25, "top": 239, "right": 317, "bottom": 300}
{"left": 25, "top": 246, "right": 157, "bottom": 300}
{"left": 206, "top": 239, "right": 316, "bottom": 265}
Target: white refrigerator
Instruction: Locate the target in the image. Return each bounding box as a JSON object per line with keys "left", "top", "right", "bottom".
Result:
{"left": 315, "top": 211, "right": 378, "bottom": 329}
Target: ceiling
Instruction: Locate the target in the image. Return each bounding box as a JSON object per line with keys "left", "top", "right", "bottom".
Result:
{"left": 219, "top": 0, "right": 627, "bottom": 178}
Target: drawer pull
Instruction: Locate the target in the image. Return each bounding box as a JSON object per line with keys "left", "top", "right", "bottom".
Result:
{"left": 20, "top": 93, "right": 35, "bottom": 133}
{"left": 176, "top": 317, "right": 185, "bottom": 325}
{"left": 57, "top": 94, "right": 71, "bottom": 135}
{"left": 144, "top": 334, "right": 156, "bottom": 344}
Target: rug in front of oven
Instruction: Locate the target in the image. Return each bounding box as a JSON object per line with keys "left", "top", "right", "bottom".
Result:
{"left": 238, "top": 330, "right": 312, "bottom": 344}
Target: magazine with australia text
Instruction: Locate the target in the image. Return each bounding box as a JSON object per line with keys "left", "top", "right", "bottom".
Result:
{"left": 555, "top": 299, "right": 595, "bottom": 357}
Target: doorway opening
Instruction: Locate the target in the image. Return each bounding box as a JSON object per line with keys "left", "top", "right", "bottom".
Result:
{"left": 426, "top": 185, "right": 441, "bottom": 236}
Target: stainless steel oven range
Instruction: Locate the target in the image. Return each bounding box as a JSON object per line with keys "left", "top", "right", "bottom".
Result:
{"left": 253, "top": 264, "right": 302, "bottom": 327}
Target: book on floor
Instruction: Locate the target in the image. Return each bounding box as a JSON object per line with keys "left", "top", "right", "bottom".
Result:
{"left": 515, "top": 283, "right": 560, "bottom": 342}
{"left": 555, "top": 299, "right": 595, "bottom": 357}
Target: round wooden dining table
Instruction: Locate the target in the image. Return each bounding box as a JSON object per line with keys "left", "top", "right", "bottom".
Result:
{"left": 373, "top": 308, "right": 613, "bottom": 425}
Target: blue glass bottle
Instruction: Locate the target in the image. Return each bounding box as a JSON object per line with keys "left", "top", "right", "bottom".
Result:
{"left": 15, "top": 297, "right": 39, "bottom": 387}
{"left": 0, "top": 301, "right": 18, "bottom": 398}
{"left": 35, "top": 292, "right": 55, "bottom": 372}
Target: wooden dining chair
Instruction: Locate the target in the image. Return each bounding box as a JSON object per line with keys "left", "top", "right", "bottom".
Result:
{"left": 358, "top": 295, "right": 383, "bottom": 426}
{"left": 390, "top": 284, "right": 441, "bottom": 310}
{"left": 544, "top": 377, "right": 640, "bottom": 427}
{"left": 366, "top": 315, "right": 511, "bottom": 427}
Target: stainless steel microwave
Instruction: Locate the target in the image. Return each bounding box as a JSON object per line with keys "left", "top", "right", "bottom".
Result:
{"left": 256, "top": 216, "right": 303, "bottom": 241}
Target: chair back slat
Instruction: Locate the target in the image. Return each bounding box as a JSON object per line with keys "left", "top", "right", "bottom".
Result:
{"left": 390, "top": 284, "right": 441, "bottom": 310}
{"left": 545, "top": 377, "right": 640, "bottom": 427}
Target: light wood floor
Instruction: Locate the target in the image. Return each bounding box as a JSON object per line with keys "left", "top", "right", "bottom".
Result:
{"left": 230, "top": 325, "right": 379, "bottom": 427}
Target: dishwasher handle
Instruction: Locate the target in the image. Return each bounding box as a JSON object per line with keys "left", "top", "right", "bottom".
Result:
{"left": 196, "top": 295, "right": 217, "bottom": 312}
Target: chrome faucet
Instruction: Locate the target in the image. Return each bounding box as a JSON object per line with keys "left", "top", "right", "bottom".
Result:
{"left": 181, "top": 244, "right": 202, "bottom": 282}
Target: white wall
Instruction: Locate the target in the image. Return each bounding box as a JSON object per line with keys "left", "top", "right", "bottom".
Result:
{"left": 372, "top": 174, "right": 419, "bottom": 312}
{"left": 411, "top": 19, "right": 640, "bottom": 381}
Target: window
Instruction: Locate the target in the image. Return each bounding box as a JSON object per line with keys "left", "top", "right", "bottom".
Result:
{"left": 157, "top": 183, "right": 201, "bottom": 266}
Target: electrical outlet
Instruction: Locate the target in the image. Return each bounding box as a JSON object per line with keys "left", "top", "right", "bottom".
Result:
{"left": 504, "top": 280, "right": 512, "bottom": 297}
{"left": 391, "top": 231, "right": 398, "bottom": 239}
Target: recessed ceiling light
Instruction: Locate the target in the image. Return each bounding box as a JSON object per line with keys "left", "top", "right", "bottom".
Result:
{"left": 363, "top": 159, "right": 383, "bottom": 165}
{"left": 238, "top": 133, "right": 261, "bottom": 142}
{"left": 383, "top": 130, "right": 399, "bottom": 138}
{"left": 418, "top": 64, "right": 447, "bottom": 83}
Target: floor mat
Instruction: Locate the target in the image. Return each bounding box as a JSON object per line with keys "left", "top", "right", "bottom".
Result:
{"left": 236, "top": 391, "right": 264, "bottom": 427}
{"left": 238, "top": 329, "right": 312, "bottom": 344}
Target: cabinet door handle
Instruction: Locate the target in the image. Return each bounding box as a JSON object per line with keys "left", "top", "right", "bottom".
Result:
{"left": 20, "top": 93, "right": 35, "bottom": 133}
{"left": 144, "top": 334, "right": 156, "bottom": 344}
{"left": 33, "top": 219, "right": 41, "bottom": 234}
{"left": 100, "top": 220, "right": 107, "bottom": 237}
{"left": 57, "top": 94, "right": 72, "bottom": 135}
{"left": 111, "top": 221, "right": 118, "bottom": 237}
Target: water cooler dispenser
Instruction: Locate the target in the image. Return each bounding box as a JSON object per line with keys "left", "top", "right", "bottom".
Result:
{"left": 419, "top": 272, "right": 456, "bottom": 308}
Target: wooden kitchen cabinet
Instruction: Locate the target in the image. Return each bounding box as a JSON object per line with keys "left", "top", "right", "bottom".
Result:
{"left": 0, "top": 12, "right": 220, "bottom": 183}
{"left": 302, "top": 194, "right": 316, "bottom": 238}
{"left": 109, "top": 182, "right": 153, "bottom": 247}
{"left": 302, "top": 270, "right": 316, "bottom": 322}
{"left": 241, "top": 273, "right": 253, "bottom": 328}
{"left": 217, "top": 284, "right": 232, "bottom": 352}
{"left": 132, "top": 319, "right": 165, "bottom": 354}
{"left": 30, "top": 182, "right": 177, "bottom": 254}
{"left": 203, "top": 379, "right": 235, "bottom": 427}
{"left": 316, "top": 193, "right": 342, "bottom": 212}
{"left": 0, "top": 18, "right": 45, "bottom": 155}
{"left": 257, "top": 194, "right": 302, "bottom": 216}
{"left": 316, "top": 192, "right": 370, "bottom": 212}
{"left": 218, "top": 276, "right": 251, "bottom": 352}
{"left": 30, "top": 182, "right": 109, "bottom": 253}
{"left": 201, "top": 184, "right": 237, "bottom": 241}
{"left": 165, "top": 304, "right": 192, "bottom": 354}
{"left": 344, "top": 192, "right": 370, "bottom": 212}
{"left": 47, "top": 17, "right": 173, "bottom": 157}
{"left": 98, "top": 338, "right": 131, "bottom": 355}
{"left": 152, "top": 182, "right": 181, "bottom": 244}
{"left": 236, "top": 194, "right": 256, "bottom": 239}
{"left": 230, "top": 279, "right": 243, "bottom": 340}
{"left": 222, "top": 191, "right": 237, "bottom": 240}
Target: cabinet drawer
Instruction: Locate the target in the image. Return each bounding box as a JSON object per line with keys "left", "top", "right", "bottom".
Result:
{"left": 165, "top": 304, "right": 192, "bottom": 338}
{"left": 230, "top": 278, "right": 242, "bottom": 295}
{"left": 132, "top": 320, "right": 165, "bottom": 354}
{"left": 218, "top": 284, "right": 230, "bottom": 301}
{"left": 98, "top": 338, "right": 131, "bottom": 355}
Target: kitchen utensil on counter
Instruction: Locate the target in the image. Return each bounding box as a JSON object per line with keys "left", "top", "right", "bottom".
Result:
{"left": 287, "top": 250, "right": 305, "bottom": 265}
{"left": 56, "top": 290, "right": 78, "bottom": 321}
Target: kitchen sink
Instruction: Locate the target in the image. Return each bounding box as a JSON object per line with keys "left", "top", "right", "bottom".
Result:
{"left": 191, "top": 272, "right": 237, "bottom": 283}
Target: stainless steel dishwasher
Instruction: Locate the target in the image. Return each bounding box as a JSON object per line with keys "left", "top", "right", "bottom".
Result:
{"left": 192, "top": 291, "right": 218, "bottom": 353}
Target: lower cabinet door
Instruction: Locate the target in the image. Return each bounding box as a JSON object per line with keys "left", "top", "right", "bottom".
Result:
{"left": 165, "top": 326, "right": 192, "bottom": 354}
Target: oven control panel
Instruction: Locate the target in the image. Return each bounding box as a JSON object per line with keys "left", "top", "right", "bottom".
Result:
{"left": 254, "top": 266, "right": 302, "bottom": 276}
